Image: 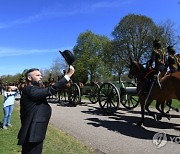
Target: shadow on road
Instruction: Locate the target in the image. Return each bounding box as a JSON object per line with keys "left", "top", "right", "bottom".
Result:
{"left": 82, "top": 104, "right": 180, "bottom": 142}
{"left": 47, "top": 98, "right": 180, "bottom": 143}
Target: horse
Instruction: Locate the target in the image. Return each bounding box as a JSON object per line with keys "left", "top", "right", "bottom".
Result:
{"left": 47, "top": 74, "right": 56, "bottom": 99}
{"left": 54, "top": 74, "right": 75, "bottom": 104}
{"left": 18, "top": 79, "right": 27, "bottom": 96}
{"left": 128, "top": 59, "right": 180, "bottom": 126}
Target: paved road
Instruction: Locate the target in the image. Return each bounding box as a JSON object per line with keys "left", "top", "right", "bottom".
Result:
{"left": 49, "top": 99, "right": 180, "bottom": 154}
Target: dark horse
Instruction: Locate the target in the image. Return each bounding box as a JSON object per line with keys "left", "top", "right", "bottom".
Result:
{"left": 128, "top": 59, "right": 180, "bottom": 126}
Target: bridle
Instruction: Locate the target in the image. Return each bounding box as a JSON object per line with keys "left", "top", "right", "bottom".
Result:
{"left": 129, "top": 61, "right": 148, "bottom": 84}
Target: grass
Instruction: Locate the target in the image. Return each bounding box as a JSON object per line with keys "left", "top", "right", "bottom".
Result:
{"left": 149, "top": 99, "right": 180, "bottom": 110}
{"left": 0, "top": 95, "right": 94, "bottom": 154}
{"left": 83, "top": 94, "right": 180, "bottom": 110}
{"left": 0, "top": 94, "right": 179, "bottom": 154}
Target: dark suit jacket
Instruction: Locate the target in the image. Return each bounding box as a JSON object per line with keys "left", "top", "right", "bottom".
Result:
{"left": 18, "top": 77, "right": 68, "bottom": 145}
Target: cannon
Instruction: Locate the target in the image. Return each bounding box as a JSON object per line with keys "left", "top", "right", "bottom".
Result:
{"left": 58, "top": 82, "right": 101, "bottom": 106}
{"left": 98, "top": 79, "right": 139, "bottom": 114}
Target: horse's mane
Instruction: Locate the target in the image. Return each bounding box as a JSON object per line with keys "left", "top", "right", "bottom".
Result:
{"left": 133, "top": 61, "right": 145, "bottom": 72}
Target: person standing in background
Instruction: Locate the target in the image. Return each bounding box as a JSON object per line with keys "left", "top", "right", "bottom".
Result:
{"left": 0, "top": 83, "right": 3, "bottom": 95}
{"left": 2, "top": 86, "right": 18, "bottom": 129}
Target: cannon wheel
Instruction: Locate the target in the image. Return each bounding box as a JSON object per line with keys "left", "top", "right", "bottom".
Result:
{"left": 120, "top": 82, "right": 139, "bottom": 110}
{"left": 98, "top": 82, "right": 120, "bottom": 114}
{"left": 68, "top": 83, "right": 81, "bottom": 106}
{"left": 89, "top": 83, "right": 100, "bottom": 104}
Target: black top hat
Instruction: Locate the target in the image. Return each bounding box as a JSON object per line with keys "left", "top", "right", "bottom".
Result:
{"left": 59, "top": 50, "right": 75, "bottom": 65}
{"left": 153, "top": 39, "right": 161, "bottom": 46}
{"left": 167, "top": 46, "right": 175, "bottom": 54}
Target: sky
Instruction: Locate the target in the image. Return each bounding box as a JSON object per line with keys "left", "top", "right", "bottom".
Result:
{"left": 0, "top": 0, "right": 180, "bottom": 76}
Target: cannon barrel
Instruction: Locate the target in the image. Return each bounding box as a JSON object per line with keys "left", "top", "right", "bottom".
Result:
{"left": 121, "top": 87, "right": 137, "bottom": 95}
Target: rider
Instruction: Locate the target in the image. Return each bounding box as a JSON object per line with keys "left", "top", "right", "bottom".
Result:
{"left": 165, "top": 46, "right": 179, "bottom": 112}
{"left": 167, "top": 46, "right": 179, "bottom": 73}
{"left": 143, "top": 40, "right": 167, "bottom": 94}
{"left": 147, "top": 39, "right": 167, "bottom": 75}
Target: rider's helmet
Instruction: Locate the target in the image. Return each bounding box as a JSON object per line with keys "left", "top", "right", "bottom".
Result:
{"left": 167, "top": 46, "right": 175, "bottom": 54}
{"left": 153, "top": 39, "right": 161, "bottom": 48}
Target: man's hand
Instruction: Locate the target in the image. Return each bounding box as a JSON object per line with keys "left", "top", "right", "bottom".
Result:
{"left": 66, "top": 65, "right": 75, "bottom": 78}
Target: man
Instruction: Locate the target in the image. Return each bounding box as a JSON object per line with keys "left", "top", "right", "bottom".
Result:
{"left": 148, "top": 39, "right": 167, "bottom": 74}
{"left": 142, "top": 40, "right": 167, "bottom": 93}
{"left": 17, "top": 66, "right": 75, "bottom": 154}
{"left": 165, "top": 46, "right": 179, "bottom": 113}
{"left": 167, "top": 46, "right": 179, "bottom": 73}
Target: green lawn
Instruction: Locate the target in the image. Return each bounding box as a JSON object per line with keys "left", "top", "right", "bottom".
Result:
{"left": 150, "top": 99, "right": 180, "bottom": 110}
{"left": 0, "top": 95, "right": 94, "bottom": 154}
{"left": 0, "top": 94, "right": 179, "bottom": 154}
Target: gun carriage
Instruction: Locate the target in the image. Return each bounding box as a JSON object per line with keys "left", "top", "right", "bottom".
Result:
{"left": 58, "top": 81, "right": 101, "bottom": 106}
{"left": 98, "top": 79, "right": 139, "bottom": 114}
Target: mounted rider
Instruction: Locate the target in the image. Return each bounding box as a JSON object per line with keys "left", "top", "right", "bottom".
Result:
{"left": 147, "top": 39, "right": 167, "bottom": 75}
{"left": 165, "top": 46, "right": 180, "bottom": 113}
{"left": 48, "top": 73, "right": 55, "bottom": 85}
{"left": 142, "top": 40, "right": 167, "bottom": 94}
{"left": 167, "top": 46, "right": 180, "bottom": 73}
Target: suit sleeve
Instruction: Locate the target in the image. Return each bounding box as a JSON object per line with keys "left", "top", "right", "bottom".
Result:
{"left": 28, "top": 77, "right": 68, "bottom": 100}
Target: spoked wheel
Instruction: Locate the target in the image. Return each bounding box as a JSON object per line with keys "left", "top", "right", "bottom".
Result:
{"left": 120, "top": 93, "right": 139, "bottom": 109}
{"left": 120, "top": 82, "right": 139, "bottom": 110}
{"left": 67, "top": 83, "right": 81, "bottom": 106}
{"left": 89, "top": 83, "right": 100, "bottom": 104}
{"left": 98, "top": 82, "right": 120, "bottom": 114}
{"left": 57, "top": 90, "right": 69, "bottom": 103}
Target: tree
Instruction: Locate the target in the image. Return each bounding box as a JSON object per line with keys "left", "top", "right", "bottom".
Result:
{"left": 73, "top": 30, "right": 110, "bottom": 83}
{"left": 112, "top": 14, "right": 178, "bottom": 69}
{"left": 71, "top": 59, "right": 88, "bottom": 84}
{"left": 0, "top": 73, "right": 23, "bottom": 84}
{"left": 112, "top": 14, "right": 157, "bottom": 66}
{"left": 156, "top": 20, "right": 180, "bottom": 52}
{"left": 50, "top": 57, "right": 64, "bottom": 80}
{"left": 101, "top": 40, "right": 125, "bottom": 82}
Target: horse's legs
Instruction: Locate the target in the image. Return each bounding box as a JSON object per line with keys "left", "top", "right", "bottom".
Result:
{"left": 57, "top": 91, "right": 60, "bottom": 104}
{"left": 156, "top": 101, "right": 165, "bottom": 120}
{"left": 160, "top": 101, "right": 165, "bottom": 113}
{"left": 156, "top": 101, "right": 164, "bottom": 120}
{"left": 19, "top": 90, "right": 22, "bottom": 96}
{"left": 166, "top": 100, "right": 171, "bottom": 113}
{"left": 156, "top": 101, "right": 171, "bottom": 120}
{"left": 144, "top": 100, "right": 157, "bottom": 121}
{"left": 137, "top": 97, "right": 145, "bottom": 126}
{"left": 166, "top": 100, "right": 179, "bottom": 113}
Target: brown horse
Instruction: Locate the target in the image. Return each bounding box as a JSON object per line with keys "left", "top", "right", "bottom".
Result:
{"left": 128, "top": 60, "right": 180, "bottom": 126}
{"left": 48, "top": 74, "right": 56, "bottom": 99}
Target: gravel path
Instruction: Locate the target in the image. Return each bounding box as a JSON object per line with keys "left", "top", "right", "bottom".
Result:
{"left": 49, "top": 99, "right": 180, "bottom": 154}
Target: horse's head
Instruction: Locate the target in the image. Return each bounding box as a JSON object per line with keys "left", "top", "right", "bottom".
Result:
{"left": 128, "top": 60, "right": 144, "bottom": 79}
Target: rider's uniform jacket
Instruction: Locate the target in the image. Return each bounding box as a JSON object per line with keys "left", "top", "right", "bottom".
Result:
{"left": 167, "top": 54, "right": 179, "bottom": 73}
{"left": 149, "top": 48, "right": 166, "bottom": 73}
{"left": 153, "top": 48, "right": 166, "bottom": 66}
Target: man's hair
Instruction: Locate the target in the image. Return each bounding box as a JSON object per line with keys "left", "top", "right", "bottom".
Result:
{"left": 153, "top": 39, "right": 161, "bottom": 48}
{"left": 25, "top": 68, "right": 40, "bottom": 81}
